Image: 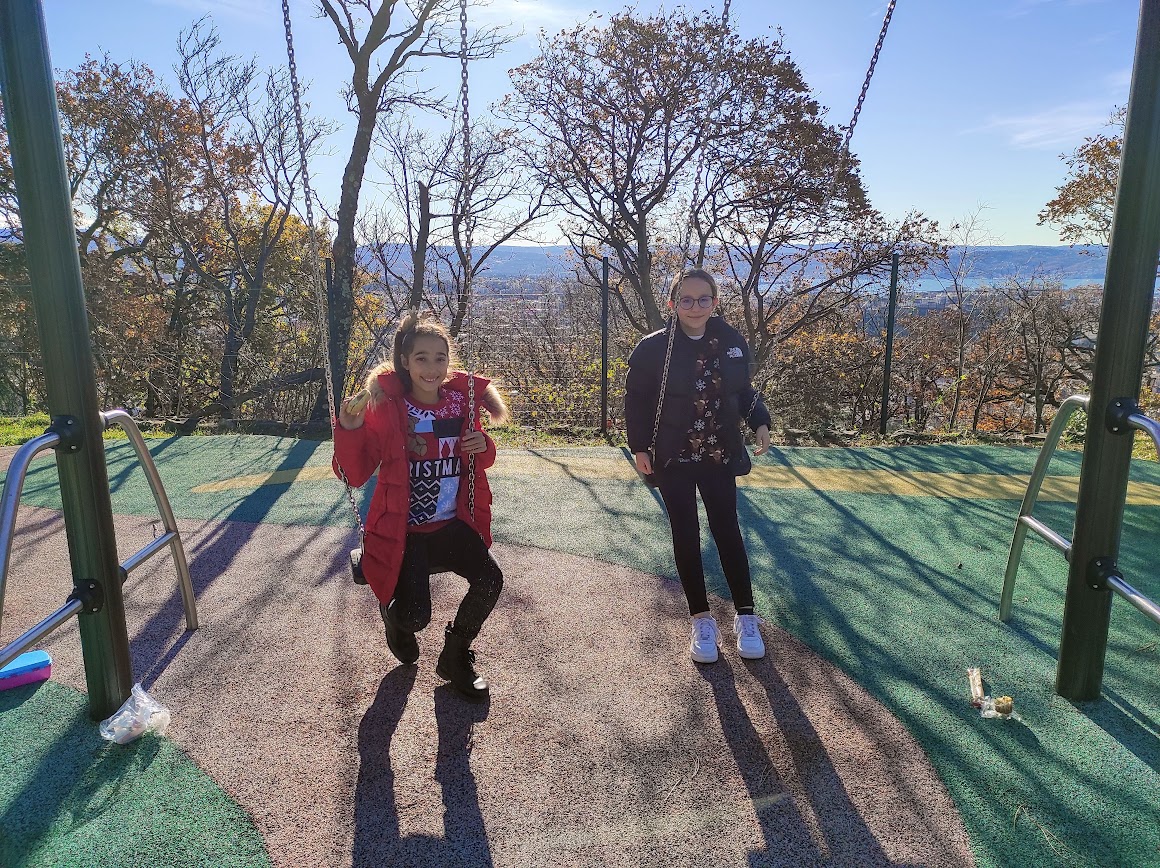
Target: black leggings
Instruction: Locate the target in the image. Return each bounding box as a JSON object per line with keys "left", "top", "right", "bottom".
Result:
{"left": 386, "top": 519, "right": 503, "bottom": 642}
{"left": 656, "top": 463, "right": 754, "bottom": 616}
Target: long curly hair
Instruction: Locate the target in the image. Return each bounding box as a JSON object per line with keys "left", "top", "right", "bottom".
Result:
{"left": 362, "top": 312, "right": 509, "bottom": 425}
{"left": 389, "top": 312, "right": 458, "bottom": 394}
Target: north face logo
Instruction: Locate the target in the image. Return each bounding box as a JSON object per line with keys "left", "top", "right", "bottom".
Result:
{"left": 727, "top": 346, "right": 743, "bottom": 358}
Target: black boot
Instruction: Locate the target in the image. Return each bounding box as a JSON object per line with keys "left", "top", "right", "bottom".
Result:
{"left": 436, "top": 624, "right": 489, "bottom": 702}
{"left": 380, "top": 602, "right": 418, "bottom": 665}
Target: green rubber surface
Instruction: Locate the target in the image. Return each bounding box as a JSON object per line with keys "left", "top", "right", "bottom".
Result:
{"left": 4, "top": 437, "right": 1159, "bottom": 866}
{"left": 0, "top": 679, "right": 269, "bottom": 868}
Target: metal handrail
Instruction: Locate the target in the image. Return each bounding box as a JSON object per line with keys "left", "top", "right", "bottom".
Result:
{"left": 101, "top": 410, "right": 198, "bottom": 631}
{"left": 1108, "top": 574, "right": 1160, "bottom": 625}
{"left": 0, "top": 430, "right": 61, "bottom": 642}
{"left": 0, "top": 598, "right": 82, "bottom": 671}
{"left": 1000, "top": 395, "right": 1088, "bottom": 621}
{"left": 0, "top": 411, "right": 198, "bottom": 674}
{"left": 1001, "top": 394, "right": 1160, "bottom": 629}
{"left": 1110, "top": 412, "right": 1160, "bottom": 626}
{"left": 1127, "top": 411, "right": 1160, "bottom": 456}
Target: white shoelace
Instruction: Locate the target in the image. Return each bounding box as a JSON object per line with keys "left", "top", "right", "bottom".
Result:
{"left": 696, "top": 619, "right": 715, "bottom": 642}
{"left": 738, "top": 615, "right": 760, "bottom": 638}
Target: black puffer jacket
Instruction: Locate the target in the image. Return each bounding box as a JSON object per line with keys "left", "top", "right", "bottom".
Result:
{"left": 625, "top": 316, "right": 770, "bottom": 476}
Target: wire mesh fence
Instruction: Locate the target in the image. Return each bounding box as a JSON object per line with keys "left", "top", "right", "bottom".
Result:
{"left": 457, "top": 278, "right": 627, "bottom": 430}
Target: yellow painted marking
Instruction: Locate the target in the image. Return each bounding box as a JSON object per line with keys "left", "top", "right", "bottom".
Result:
{"left": 191, "top": 452, "right": 1160, "bottom": 505}
{"left": 192, "top": 464, "right": 335, "bottom": 492}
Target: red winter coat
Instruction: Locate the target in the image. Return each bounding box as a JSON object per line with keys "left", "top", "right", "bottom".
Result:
{"left": 332, "top": 367, "right": 496, "bottom": 604}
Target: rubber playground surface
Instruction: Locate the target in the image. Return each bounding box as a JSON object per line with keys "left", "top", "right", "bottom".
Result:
{"left": 1, "top": 438, "right": 1158, "bottom": 867}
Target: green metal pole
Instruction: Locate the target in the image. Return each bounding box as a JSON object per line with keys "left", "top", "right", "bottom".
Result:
{"left": 601, "top": 256, "right": 609, "bottom": 434}
{"left": 880, "top": 251, "right": 900, "bottom": 436}
{"left": 0, "top": 0, "right": 132, "bottom": 719}
{"left": 1056, "top": 0, "right": 1160, "bottom": 700}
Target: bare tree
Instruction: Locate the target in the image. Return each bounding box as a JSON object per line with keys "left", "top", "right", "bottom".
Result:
{"left": 365, "top": 117, "right": 547, "bottom": 333}
{"left": 502, "top": 8, "right": 942, "bottom": 342}
{"left": 500, "top": 9, "right": 750, "bottom": 332}
{"left": 318, "top": 0, "right": 510, "bottom": 416}
{"left": 927, "top": 210, "right": 994, "bottom": 431}
{"left": 997, "top": 275, "right": 1098, "bottom": 432}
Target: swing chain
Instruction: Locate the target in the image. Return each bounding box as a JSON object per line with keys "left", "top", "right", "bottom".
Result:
{"left": 679, "top": 0, "right": 732, "bottom": 268}
{"left": 282, "top": 0, "right": 365, "bottom": 538}
{"left": 844, "top": 0, "right": 896, "bottom": 156}
{"left": 459, "top": 0, "right": 473, "bottom": 301}
{"left": 459, "top": 0, "right": 477, "bottom": 522}
{"left": 792, "top": 0, "right": 897, "bottom": 288}
{"left": 467, "top": 374, "right": 476, "bottom": 520}
{"left": 648, "top": 317, "right": 678, "bottom": 466}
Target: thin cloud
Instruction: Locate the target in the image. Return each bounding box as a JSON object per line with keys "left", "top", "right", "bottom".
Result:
{"left": 472, "top": 0, "right": 599, "bottom": 41}
{"left": 148, "top": 0, "right": 274, "bottom": 21}
{"left": 976, "top": 102, "right": 1118, "bottom": 149}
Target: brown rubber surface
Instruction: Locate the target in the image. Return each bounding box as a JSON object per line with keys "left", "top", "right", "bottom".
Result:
{"left": 1, "top": 502, "right": 973, "bottom": 867}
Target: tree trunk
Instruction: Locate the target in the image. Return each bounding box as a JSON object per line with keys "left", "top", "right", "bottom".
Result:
{"left": 315, "top": 96, "right": 376, "bottom": 422}
{"left": 219, "top": 329, "right": 242, "bottom": 420}
{"left": 636, "top": 219, "right": 664, "bottom": 331}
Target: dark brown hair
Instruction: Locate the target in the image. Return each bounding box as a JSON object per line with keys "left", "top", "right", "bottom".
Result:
{"left": 391, "top": 312, "right": 456, "bottom": 393}
{"left": 672, "top": 268, "right": 718, "bottom": 302}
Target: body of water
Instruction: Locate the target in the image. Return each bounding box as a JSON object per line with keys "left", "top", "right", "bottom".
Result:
{"left": 907, "top": 277, "right": 1105, "bottom": 293}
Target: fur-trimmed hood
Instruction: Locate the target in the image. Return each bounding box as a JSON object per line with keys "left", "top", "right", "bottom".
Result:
{"left": 363, "top": 362, "right": 508, "bottom": 425}
{"left": 364, "top": 361, "right": 402, "bottom": 406}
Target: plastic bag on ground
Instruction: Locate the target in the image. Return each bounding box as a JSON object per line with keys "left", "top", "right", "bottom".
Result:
{"left": 99, "top": 683, "right": 171, "bottom": 744}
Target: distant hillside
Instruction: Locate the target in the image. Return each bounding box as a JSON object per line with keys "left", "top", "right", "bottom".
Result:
{"left": 953, "top": 245, "right": 1107, "bottom": 280}
{"left": 375, "top": 244, "right": 1110, "bottom": 281}
{"left": 477, "top": 245, "right": 572, "bottom": 278}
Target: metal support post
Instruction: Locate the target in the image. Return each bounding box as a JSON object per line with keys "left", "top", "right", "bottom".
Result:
{"left": 0, "top": 0, "right": 133, "bottom": 719}
{"left": 601, "top": 256, "right": 610, "bottom": 434}
{"left": 880, "top": 252, "right": 900, "bottom": 436}
{"left": 1057, "top": 0, "right": 1160, "bottom": 700}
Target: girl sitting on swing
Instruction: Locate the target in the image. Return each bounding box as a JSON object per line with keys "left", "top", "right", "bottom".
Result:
{"left": 334, "top": 313, "right": 508, "bottom": 702}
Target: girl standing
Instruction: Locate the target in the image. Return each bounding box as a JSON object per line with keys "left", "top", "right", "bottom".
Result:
{"left": 626, "top": 269, "right": 771, "bottom": 664}
{"left": 334, "top": 314, "right": 508, "bottom": 702}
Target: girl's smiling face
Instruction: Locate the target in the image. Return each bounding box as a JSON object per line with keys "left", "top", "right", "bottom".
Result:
{"left": 402, "top": 334, "right": 449, "bottom": 403}
{"left": 673, "top": 276, "right": 717, "bottom": 336}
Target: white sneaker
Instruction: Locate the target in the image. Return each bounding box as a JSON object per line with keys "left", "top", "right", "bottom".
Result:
{"left": 690, "top": 616, "right": 720, "bottom": 663}
{"left": 733, "top": 614, "right": 766, "bottom": 660}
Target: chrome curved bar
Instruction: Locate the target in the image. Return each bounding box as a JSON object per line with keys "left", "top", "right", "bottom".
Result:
{"left": 1000, "top": 394, "right": 1089, "bottom": 622}
{"left": 101, "top": 410, "right": 198, "bottom": 630}
{"left": 0, "top": 431, "right": 61, "bottom": 640}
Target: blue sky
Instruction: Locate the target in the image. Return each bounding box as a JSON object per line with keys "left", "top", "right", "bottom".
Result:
{"left": 39, "top": 0, "right": 1139, "bottom": 246}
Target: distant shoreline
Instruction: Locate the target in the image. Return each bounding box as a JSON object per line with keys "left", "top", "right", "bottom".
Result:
{"left": 465, "top": 244, "right": 1111, "bottom": 281}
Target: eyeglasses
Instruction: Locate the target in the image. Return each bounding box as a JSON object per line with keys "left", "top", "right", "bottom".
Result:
{"left": 677, "top": 295, "right": 715, "bottom": 310}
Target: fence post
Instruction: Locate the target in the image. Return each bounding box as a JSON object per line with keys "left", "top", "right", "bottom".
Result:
{"left": 601, "top": 256, "right": 610, "bottom": 434}
{"left": 0, "top": 0, "right": 133, "bottom": 719}
{"left": 880, "top": 251, "right": 900, "bottom": 436}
